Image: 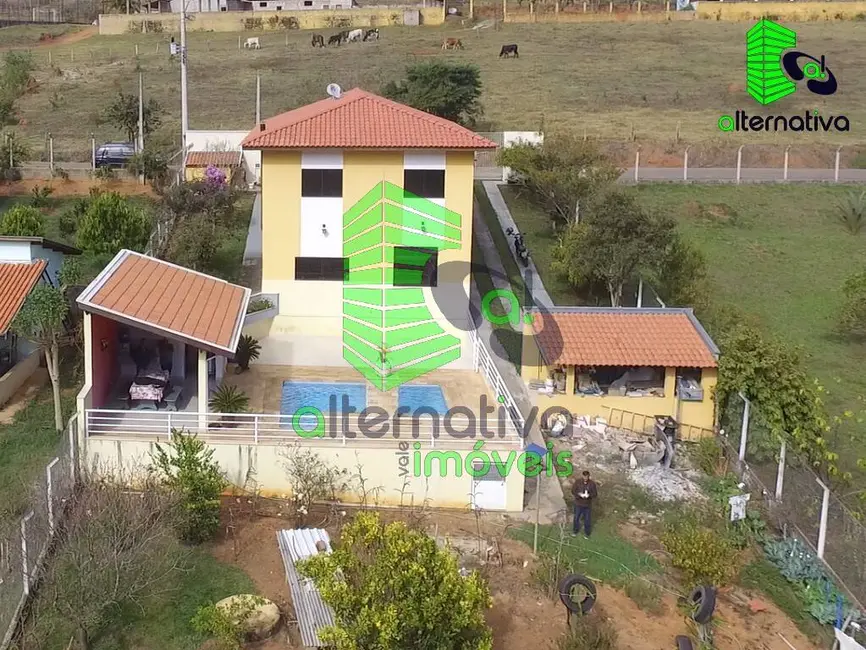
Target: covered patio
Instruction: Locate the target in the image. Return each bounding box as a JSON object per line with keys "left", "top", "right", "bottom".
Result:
{"left": 77, "top": 250, "right": 251, "bottom": 436}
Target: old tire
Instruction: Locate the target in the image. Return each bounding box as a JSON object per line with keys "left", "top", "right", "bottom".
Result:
{"left": 675, "top": 636, "right": 694, "bottom": 650}
{"left": 688, "top": 585, "right": 716, "bottom": 624}
{"left": 558, "top": 574, "right": 597, "bottom": 614}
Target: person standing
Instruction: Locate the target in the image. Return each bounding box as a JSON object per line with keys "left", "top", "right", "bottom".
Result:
{"left": 571, "top": 471, "right": 598, "bottom": 538}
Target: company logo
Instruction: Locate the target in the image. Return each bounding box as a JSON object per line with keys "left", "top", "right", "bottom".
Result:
{"left": 341, "top": 182, "right": 463, "bottom": 391}
{"left": 719, "top": 19, "right": 848, "bottom": 133}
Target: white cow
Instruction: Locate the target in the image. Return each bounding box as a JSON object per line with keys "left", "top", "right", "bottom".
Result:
{"left": 347, "top": 28, "right": 363, "bottom": 43}
{"left": 244, "top": 37, "right": 261, "bottom": 49}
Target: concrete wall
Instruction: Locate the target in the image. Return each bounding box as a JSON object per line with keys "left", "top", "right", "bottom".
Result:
{"left": 256, "top": 148, "right": 476, "bottom": 369}
{"left": 99, "top": 7, "right": 442, "bottom": 34}
{"left": 0, "top": 350, "right": 40, "bottom": 408}
{"left": 695, "top": 1, "right": 866, "bottom": 21}
{"left": 85, "top": 436, "right": 526, "bottom": 511}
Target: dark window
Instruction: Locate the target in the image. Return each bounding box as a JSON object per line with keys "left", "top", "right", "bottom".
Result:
{"left": 303, "top": 1, "right": 313, "bottom": 5}
{"left": 403, "top": 169, "right": 445, "bottom": 199}
{"left": 393, "top": 247, "right": 438, "bottom": 287}
{"left": 295, "top": 257, "right": 347, "bottom": 281}
{"left": 301, "top": 168, "right": 342, "bottom": 197}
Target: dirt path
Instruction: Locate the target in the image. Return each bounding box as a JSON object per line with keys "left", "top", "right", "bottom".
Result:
{"left": 0, "top": 178, "right": 154, "bottom": 197}
{"left": 0, "top": 368, "right": 47, "bottom": 423}
{"left": 0, "top": 26, "right": 97, "bottom": 52}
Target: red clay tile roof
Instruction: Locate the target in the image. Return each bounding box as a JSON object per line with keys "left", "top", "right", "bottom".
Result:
{"left": 77, "top": 251, "right": 250, "bottom": 353}
{"left": 186, "top": 151, "right": 242, "bottom": 167}
{"left": 530, "top": 309, "right": 718, "bottom": 368}
{"left": 0, "top": 260, "right": 47, "bottom": 335}
{"left": 241, "top": 88, "right": 498, "bottom": 150}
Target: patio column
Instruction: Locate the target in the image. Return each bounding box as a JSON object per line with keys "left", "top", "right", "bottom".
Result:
{"left": 198, "top": 348, "right": 208, "bottom": 432}
{"left": 215, "top": 355, "right": 226, "bottom": 383}
{"left": 565, "top": 366, "right": 576, "bottom": 396}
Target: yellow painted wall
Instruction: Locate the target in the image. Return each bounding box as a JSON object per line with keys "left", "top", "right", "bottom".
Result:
{"left": 260, "top": 148, "right": 477, "bottom": 344}
{"left": 86, "top": 436, "right": 526, "bottom": 511}
{"left": 0, "top": 350, "right": 40, "bottom": 408}
{"left": 99, "top": 7, "right": 444, "bottom": 34}
{"left": 184, "top": 165, "right": 235, "bottom": 182}
{"left": 695, "top": 1, "right": 866, "bottom": 21}
{"left": 520, "top": 333, "right": 716, "bottom": 433}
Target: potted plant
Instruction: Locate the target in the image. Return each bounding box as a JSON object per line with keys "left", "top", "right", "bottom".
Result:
{"left": 208, "top": 384, "right": 249, "bottom": 429}
{"left": 234, "top": 335, "right": 261, "bottom": 374}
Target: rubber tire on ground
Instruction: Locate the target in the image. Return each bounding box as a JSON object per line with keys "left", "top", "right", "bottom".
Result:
{"left": 675, "top": 636, "right": 694, "bottom": 650}
{"left": 557, "top": 574, "right": 597, "bottom": 614}
{"left": 688, "top": 585, "right": 717, "bottom": 624}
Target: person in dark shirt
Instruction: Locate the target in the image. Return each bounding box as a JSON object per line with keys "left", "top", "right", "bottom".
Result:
{"left": 571, "top": 470, "right": 598, "bottom": 538}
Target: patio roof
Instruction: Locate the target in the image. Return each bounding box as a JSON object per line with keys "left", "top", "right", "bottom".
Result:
{"left": 0, "top": 260, "right": 48, "bottom": 335}
{"left": 0, "top": 236, "right": 82, "bottom": 255}
{"left": 76, "top": 250, "right": 251, "bottom": 355}
{"left": 528, "top": 307, "right": 719, "bottom": 369}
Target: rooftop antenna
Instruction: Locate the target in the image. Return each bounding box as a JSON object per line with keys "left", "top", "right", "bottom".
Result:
{"left": 326, "top": 83, "right": 342, "bottom": 100}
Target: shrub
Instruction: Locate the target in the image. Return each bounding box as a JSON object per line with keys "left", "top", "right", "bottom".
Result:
{"left": 0, "top": 204, "right": 45, "bottom": 236}
{"left": 661, "top": 518, "right": 738, "bottom": 586}
{"left": 693, "top": 436, "right": 725, "bottom": 476}
{"left": 30, "top": 184, "right": 53, "bottom": 207}
{"left": 208, "top": 384, "right": 249, "bottom": 414}
{"left": 835, "top": 190, "right": 866, "bottom": 235}
{"left": 246, "top": 298, "right": 273, "bottom": 314}
{"left": 190, "top": 596, "right": 266, "bottom": 650}
{"left": 58, "top": 197, "right": 90, "bottom": 238}
{"left": 234, "top": 335, "right": 260, "bottom": 372}
{"left": 149, "top": 429, "right": 228, "bottom": 544}
{"left": 624, "top": 579, "right": 664, "bottom": 615}
{"left": 556, "top": 613, "right": 618, "bottom": 650}
{"left": 93, "top": 165, "right": 116, "bottom": 181}
{"left": 76, "top": 191, "right": 151, "bottom": 255}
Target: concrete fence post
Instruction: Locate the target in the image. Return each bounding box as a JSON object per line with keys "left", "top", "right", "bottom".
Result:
{"left": 637, "top": 0, "right": 641, "bottom": 12}
{"left": 48, "top": 50, "right": 52, "bottom": 66}
{"left": 783, "top": 145, "right": 790, "bottom": 181}
{"left": 91, "top": 134, "right": 96, "bottom": 170}
{"left": 736, "top": 145, "right": 744, "bottom": 184}
{"left": 835, "top": 146, "right": 842, "bottom": 183}
{"left": 20, "top": 512, "right": 33, "bottom": 597}
{"left": 48, "top": 133, "right": 54, "bottom": 172}
{"left": 738, "top": 392, "right": 749, "bottom": 463}
{"left": 609, "top": 1, "right": 613, "bottom": 12}
{"left": 817, "top": 478, "right": 830, "bottom": 559}
{"left": 46, "top": 458, "right": 58, "bottom": 535}
{"left": 683, "top": 146, "right": 690, "bottom": 181}
{"left": 71, "top": 47, "right": 74, "bottom": 63}
{"left": 634, "top": 149, "right": 640, "bottom": 183}
{"left": 135, "top": 43, "right": 139, "bottom": 56}
{"left": 775, "top": 439, "right": 786, "bottom": 500}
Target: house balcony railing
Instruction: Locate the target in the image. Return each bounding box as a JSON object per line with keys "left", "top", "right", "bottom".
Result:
{"left": 84, "top": 409, "right": 524, "bottom": 448}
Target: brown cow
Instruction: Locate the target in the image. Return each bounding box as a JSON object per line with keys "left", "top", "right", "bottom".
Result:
{"left": 442, "top": 38, "right": 464, "bottom": 50}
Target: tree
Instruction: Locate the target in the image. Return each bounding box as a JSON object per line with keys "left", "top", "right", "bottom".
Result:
{"left": 127, "top": 148, "right": 169, "bottom": 189}
{"left": 552, "top": 191, "right": 675, "bottom": 307}
{"left": 299, "top": 511, "right": 493, "bottom": 650}
{"left": 150, "top": 429, "right": 228, "bottom": 544}
{"left": 23, "top": 480, "right": 184, "bottom": 650}
{"left": 11, "top": 258, "right": 80, "bottom": 431}
{"left": 103, "top": 91, "right": 163, "bottom": 143}
{"left": 649, "top": 235, "right": 709, "bottom": 309}
{"left": 381, "top": 62, "right": 483, "bottom": 127}
{"left": 76, "top": 191, "right": 151, "bottom": 256}
{"left": 0, "top": 204, "right": 45, "bottom": 236}
{"left": 496, "top": 134, "right": 619, "bottom": 227}
{"left": 158, "top": 180, "right": 243, "bottom": 279}
{"left": 837, "top": 270, "right": 866, "bottom": 339}
{"left": 279, "top": 445, "right": 349, "bottom": 526}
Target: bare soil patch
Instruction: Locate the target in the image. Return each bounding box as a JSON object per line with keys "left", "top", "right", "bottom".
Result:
{"left": 0, "top": 178, "right": 154, "bottom": 197}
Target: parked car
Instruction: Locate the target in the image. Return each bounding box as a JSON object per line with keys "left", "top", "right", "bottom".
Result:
{"left": 95, "top": 142, "right": 135, "bottom": 168}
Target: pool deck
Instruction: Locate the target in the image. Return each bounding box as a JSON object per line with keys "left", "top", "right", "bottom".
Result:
{"left": 225, "top": 364, "right": 499, "bottom": 415}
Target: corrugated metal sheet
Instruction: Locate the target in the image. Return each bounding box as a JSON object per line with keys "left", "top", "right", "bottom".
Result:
{"left": 277, "top": 528, "right": 336, "bottom": 648}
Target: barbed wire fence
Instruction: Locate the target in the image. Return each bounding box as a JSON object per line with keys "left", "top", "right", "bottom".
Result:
{"left": 718, "top": 393, "right": 866, "bottom": 614}
{"left": 0, "top": 415, "right": 79, "bottom": 650}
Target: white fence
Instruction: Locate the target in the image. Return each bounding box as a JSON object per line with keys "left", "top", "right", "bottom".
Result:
{"left": 469, "top": 325, "right": 525, "bottom": 438}
{"left": 0, "top": 416, "right": 78, "bottom": 650}
{"left": 85, "top": 408, "right": 524, "bottom": 447}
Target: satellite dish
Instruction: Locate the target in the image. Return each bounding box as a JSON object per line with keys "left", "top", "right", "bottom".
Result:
{"left": 326, "top": 83, "right": 342, "bottom": 100}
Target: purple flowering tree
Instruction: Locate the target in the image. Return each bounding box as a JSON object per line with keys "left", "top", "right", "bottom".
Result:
{"left": 204, "top": 164, "right": 227, "bottom": 187}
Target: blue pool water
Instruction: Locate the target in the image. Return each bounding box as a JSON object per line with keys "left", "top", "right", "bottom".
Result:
{"left": 280, "top": 381, "right": 367, "bottom": 430}
{"left": 398, "top": 384, "right": 448, "bottom": 415}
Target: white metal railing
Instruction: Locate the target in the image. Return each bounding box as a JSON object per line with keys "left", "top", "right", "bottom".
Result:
{"left": 469, "top": 326, "right": 526, "bottom": 439}
{"left": 84, "top": 409, "right": 523, "bottom": 447}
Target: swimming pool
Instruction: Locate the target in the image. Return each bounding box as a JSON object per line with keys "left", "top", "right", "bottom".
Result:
{"left": 398, "top": 384, "right": 448, "bottom": 415}
{"left": 280, "top": 381, "right": 367, "bottom": 430}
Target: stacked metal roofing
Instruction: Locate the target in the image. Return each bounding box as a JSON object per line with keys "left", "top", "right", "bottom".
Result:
{"left": 277, "top": 528, "right": 336, "bottom": 648}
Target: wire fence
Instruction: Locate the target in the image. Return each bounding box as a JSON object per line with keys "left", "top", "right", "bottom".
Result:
{"left": 0, "top": 0, "right": 101, "bottom": 25}
{"left": 719, "top": 393, "right": 866, "bottom": 613}
{"left": 0, "top": 415, "right": 79, "bottom": 650}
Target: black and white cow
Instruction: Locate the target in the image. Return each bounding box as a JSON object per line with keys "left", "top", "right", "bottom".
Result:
{"left": 499, "top": 43, "right": 519, "bottom": 58}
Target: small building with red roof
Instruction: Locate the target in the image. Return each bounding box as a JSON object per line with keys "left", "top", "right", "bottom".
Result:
{"left": 521, "top": 307, "right": 720, "bottom": 437}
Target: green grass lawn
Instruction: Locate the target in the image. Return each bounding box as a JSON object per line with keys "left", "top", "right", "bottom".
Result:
{"left": 6, "top": 21, "right": 866, "bottom": 160}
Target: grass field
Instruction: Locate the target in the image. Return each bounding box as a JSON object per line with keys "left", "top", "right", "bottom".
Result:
{"left": 3, "top": 21, "right": 866, "bottom": 160}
